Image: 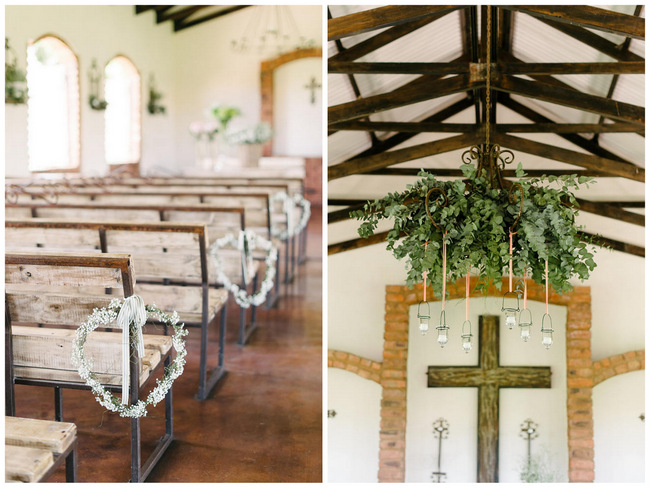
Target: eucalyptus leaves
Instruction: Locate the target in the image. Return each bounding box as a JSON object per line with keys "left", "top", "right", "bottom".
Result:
{"left": 352, "top": 162, "right": 597, "bottom": 295}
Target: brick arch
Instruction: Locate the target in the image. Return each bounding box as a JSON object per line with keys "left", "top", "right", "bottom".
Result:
{"left": 593, "top": 350, "right": 645, "bottom": 386}
{"left": 259, "top": 47, "right": 322, "bottom": 156}
{"left": 328, "top": 349, "right": 382, "bottom": 384}
{"left": 379, "top": 277, "right": 592, "bottom": 483}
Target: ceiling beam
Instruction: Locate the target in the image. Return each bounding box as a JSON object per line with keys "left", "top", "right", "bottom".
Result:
{"left": 328, "top": 5, "right": 463, "bottom": 41}
{"left": 157, "top": 5, "right": 208, "bottom": 24}
{"left": 328, "top": 61, "right": 645, "bottom": 76}
{"left": 500, "top": 5, "right": 645, "bottom": 40}
{"left": 135, "top": 5, "right": 157, "bottom": 14}
{"left": 579, "top": 232, "right": 644, "bottom": 258}
{"left": 328, "top": 132, "right": 481, "bottom": 181}
{"left": 174, "top": 6, "right": 251, "bottom": 31}
{"left": 329, "top": 71, "right": 479, "bottom": 125}
{"left": 533, "top": 16, "right": 644, "bottom": 62}
{"left": 329, "top": 14, "right": 443, "bottom": 63}
{"left": 499, "top": 94, "right": 644, "bottom": 173}
{"left": 332, "top": 96, "right": 475, "bottom": 161}
{"left": 493, "top": 132, "right": 644, "bottom": 182}
{"left": 361, "top": 168, "right": 613, "bottom": 178}
{"left": 329, "top": 121, "right": 644, "bottom": 135}
{"left": 493, "top": 75, "right": 645, "bottom": 125}
{"left": 328, "top": 230, "right": 644, "bottom": 257}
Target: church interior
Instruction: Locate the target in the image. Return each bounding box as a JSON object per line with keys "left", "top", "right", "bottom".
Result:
{"left": 5, "top": 4, "right": 322, "bottom": 482}
{"left": 327, "top": 5, "right": 644, "bottom": 483}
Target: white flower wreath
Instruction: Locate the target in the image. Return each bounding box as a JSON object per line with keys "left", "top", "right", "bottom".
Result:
{"left": 209, "top": 230, "right": 278, "bottom": 308}
{"left": 72, "top": 298, "right": 188, "bottom": 418}
{"left": 271, "top": 192, "right": 311, "bottom": 240}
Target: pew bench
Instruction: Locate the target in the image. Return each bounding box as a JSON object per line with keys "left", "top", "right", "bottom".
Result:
{"left": 5, "top": 416, "right": 77, "bottom": 482}
{"left": 5, "top": 251, "right": 172, "bottom": 482}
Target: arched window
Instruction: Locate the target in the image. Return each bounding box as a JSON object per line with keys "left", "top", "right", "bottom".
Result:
{"left": 26, "top": 35, "right": 80, "bottom": 172}
{"left": 104, "top": 56, "right": 141, "bottom": 165}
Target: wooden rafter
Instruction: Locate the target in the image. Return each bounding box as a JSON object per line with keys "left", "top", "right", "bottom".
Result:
{"left": 493, "top": 75, "right": 644, "bottom": 125}
{"left": 328, "top": 5, "right": 464, "bottom": 41}
{"left": 328, "top": 132, "right": 481, "bottom": 181}
{"left": 493, "top": 132, "right": 644, "bottom": 182}
{"left": 499, "top": 95, "right": 644, "bottom": 172}
{"left": 175, "top": 6, "right": 250, "bottom": 32}
{"left": 533, "top": 16, "right": 644, "bottom": 62}
{"left": 156, "top": 5, "right": 207, "bottom": 24}
{"left": 331, "top": 96, "right": 475, "bottom": 160}
{"left": 500, "top": 5, "right": 645, "bottom": 40}
{"left": 328, "top": 70, "right": 476, "bottom": 125}
{"left": 361, "top": 168, "right": 614, "bottom": 178}
{"left": 328, "top": 61, "right": 645, "bottom": 76}
{"left": 329, "top": 121, "right": 644, "bottom": 135}
{"left": 329, "top": 14, "right": 442, "bottom": 63}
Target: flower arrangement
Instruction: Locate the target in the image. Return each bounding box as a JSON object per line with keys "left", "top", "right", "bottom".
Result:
{"left": 228, "top": 122, "right": 273, "bottom": 145}
{"left": 212, "top": 104, "right": 241, "bottom": 131}
{"left": 353, "top": 161, "right": 597, "bottom": 295}
{"left": 189, "top": 104, "right": 241, "bottom": 140}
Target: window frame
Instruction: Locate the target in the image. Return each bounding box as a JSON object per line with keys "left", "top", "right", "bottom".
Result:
{"left": 26, "top": 33, "right": 81, "bottom": 174}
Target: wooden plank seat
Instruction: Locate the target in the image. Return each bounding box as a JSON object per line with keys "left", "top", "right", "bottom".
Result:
{"left": 4, "top": 221, "right": 251, "bottom": 395}
{"left": 5, "top": 251, "right": 171, "bottom": 482}
{"left": 5, "top": 416, "right": 77, "bottom": 482}
{"left": 6, "top": 198, "right": 283, "bottom": 307}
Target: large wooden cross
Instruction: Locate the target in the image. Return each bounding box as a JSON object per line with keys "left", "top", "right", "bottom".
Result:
{"left": 427, "top": 315, "right": 551, "bottom": 482}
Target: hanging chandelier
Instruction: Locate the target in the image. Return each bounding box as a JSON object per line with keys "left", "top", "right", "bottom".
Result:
{"left": 231, "top": 5, "right": 316, "bottom": 58}
{"left": 354, "top": 6, "right": 596, "bottom": 350}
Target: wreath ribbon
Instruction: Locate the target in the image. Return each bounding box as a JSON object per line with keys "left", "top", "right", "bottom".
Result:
{"left": 117, "top": 295, "right": 146, "bottom": 404}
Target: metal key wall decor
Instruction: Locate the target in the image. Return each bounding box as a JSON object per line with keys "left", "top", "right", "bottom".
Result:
{"left": 520, "top": 418, "right": 539, "bottom": 470}
{"left": 430, "top": 418, "right": 449, "bottom": 483}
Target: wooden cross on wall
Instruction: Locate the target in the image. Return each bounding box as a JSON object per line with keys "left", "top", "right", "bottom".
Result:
{"left": 427, "top": 316, "right": 551, "bottom": 483}
{"left": 304, "top": 76, "right": 321, "bottom": 104}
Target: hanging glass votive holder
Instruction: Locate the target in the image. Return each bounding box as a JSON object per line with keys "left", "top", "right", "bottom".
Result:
{"left": 417, "top": 300, "right": 430, "bottom": 336}
{"left": 541, "top": 313, "right": 554, "bottom": 349}
{"left": 461, "top": 320, "right": 473, "bottom": 353}
{"left": 518, "top": 308, "right": 533, "bottom": 342}
{"left": 436, "top": 310, "right": 449, "bottom": 348}
{"left": 501, "top": 291, "right": 520, "bottom": 329}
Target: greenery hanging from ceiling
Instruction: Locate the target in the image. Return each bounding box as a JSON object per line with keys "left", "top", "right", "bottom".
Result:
{"left": 352, "top": 161, "right": 598, "bottom": 295}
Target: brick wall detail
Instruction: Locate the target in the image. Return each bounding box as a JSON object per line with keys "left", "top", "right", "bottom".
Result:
{"left": 328, "top": 349, "right": 382, "bottom": 384}
{"left": 259, "top": 47, "right": 322, "bottom": 157}
{"left": 375, "top": 277, "right": 593, "bottom": 483}
{"left": 593, "top": 350, "right": 645, "bottom": 386}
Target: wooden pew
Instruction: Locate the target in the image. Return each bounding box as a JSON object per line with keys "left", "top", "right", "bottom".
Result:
{"left": 5, "top": 416, "right": 77, "bottom": 482}
{"left": 6, "top": 189, "right": 300, "bottom": 290}
{"left": 5, "top": 251, "right": 172, "bottom": 482}
{"left": 6, "top": 220, "right": 236, "bottom": 395}
{"left": 5, "top": 199, "right": 282, "bottom": 308}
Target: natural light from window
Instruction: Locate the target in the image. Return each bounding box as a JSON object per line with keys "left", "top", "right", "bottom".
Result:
{"left": 26, "top": 36, "right": 80, "bottom": 172}
{"left": 105, "top": 56, "right": 141, "bottom": 165}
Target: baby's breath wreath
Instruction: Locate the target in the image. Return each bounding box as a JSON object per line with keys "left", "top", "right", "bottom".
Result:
{"left": 271, "top": 192, "right": 311, "bottom": 240}
{"left": 209, "top": 229, "right": 278, "bottom": 308}
{"left": 72, "top": 298, "right": 188, "bottom": 418}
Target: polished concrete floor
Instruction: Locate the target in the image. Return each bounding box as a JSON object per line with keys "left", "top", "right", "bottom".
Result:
{"left": 11, "top": 210, "right": 323, "bottom": 482}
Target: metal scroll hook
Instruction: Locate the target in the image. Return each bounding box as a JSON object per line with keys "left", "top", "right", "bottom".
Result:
{"left": 425, "top": 187, "right": 449, "bottom": 232}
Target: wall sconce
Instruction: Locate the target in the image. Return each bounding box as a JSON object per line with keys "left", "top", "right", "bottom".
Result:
{"left": 5, "top": 38, "right": 27, "bottom": 104}
{"left": 147, "top": 74, "right": 166, "bottom": 115}
{"left": 88, "top": 58, "right": 107, "bottom": 110}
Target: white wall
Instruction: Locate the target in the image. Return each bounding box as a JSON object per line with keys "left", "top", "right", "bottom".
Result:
{"left": 169, "top": 5, "right": 322, "bottom": 170}
{"left": 593, "top": 370, "right": 645, "bottom": 482}
{"left": 5, "top": 5, "right": 177, "bottom": 177}
{"left": 327, "top": 368, "right": 381, "bottom": 483}
{"left": 273, "top": 57, "right": 322, "bottom": 157}
{"left": 405, "top": 298, "right": 568, "bottom": 483}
